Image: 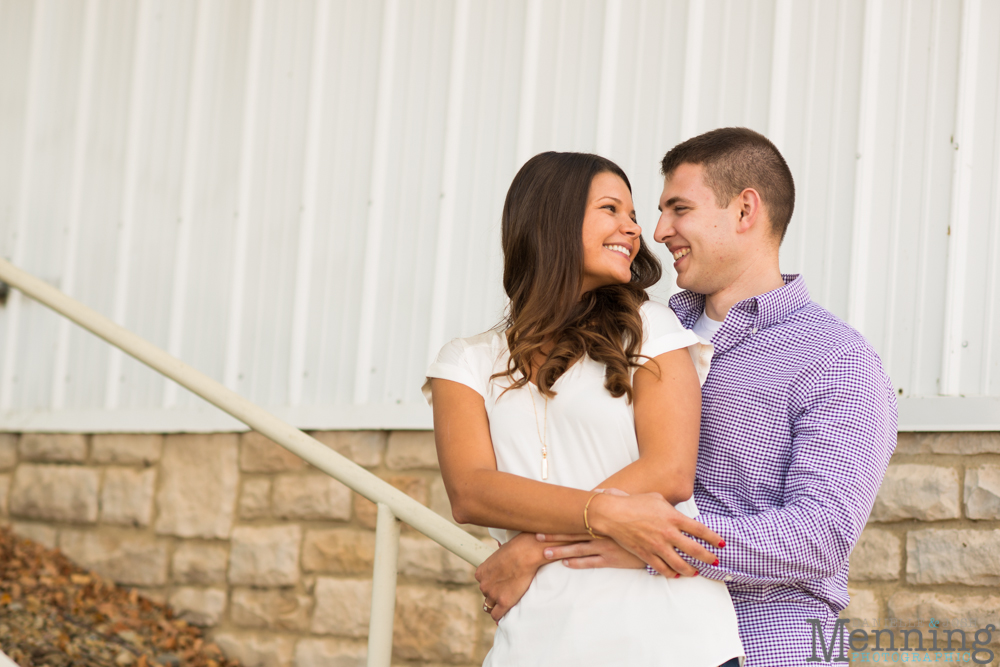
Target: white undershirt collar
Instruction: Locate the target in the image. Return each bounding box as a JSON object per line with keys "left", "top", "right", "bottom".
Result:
{"left": 692, "top": 309, "right": 724, "bottom": 344}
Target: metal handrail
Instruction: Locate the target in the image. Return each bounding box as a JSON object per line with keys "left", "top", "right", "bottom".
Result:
{"left": 0, "top": 258, "right": 492, "bottom": 666}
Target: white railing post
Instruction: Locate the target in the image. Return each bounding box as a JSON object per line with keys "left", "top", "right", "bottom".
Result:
{"left": 368, "top": 502, "right": 401, "bottom": 667}
{"left": 0, "top": 257, "right": 492, "bottom": 566}
{"left": 0, "top": 257, "right": 496, "bottom": 666}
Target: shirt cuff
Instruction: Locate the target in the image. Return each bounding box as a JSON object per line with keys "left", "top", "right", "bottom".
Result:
{"left": 674, "top": 513, "right": 730, "bottom": 583}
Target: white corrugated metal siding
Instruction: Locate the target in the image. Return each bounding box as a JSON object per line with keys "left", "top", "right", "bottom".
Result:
{"left": 0, "top": 0, "right": 998, "bottom": 431}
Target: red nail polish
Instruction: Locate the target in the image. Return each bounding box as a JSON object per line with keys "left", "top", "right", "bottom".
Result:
{"left": 713, "top": 558, "right": 720, "bottom": 566}
{"left": 693, "top": 571, "right": 699, "bottom": 577}
{"left": 718, "top": 540, "right": 726, "bottom": 549}
{"left": 674, "top": 573, "right": 681, "bottom": 579}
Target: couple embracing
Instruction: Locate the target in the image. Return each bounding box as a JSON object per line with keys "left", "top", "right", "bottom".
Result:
{"left": 422, "top": 127, "right": 897, "bottom": 666}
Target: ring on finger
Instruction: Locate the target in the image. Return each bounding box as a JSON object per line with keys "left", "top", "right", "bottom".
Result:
{"left": 483, "top": 600, "right": 495, "bottom": 613}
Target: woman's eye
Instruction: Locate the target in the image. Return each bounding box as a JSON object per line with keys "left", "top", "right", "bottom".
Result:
{"left": 603, "top": 204, "right": 616, "bottom": 212}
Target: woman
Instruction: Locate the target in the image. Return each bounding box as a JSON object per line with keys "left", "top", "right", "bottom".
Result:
{"left": 423, "top": 152, "right": 743, "bottom": 666}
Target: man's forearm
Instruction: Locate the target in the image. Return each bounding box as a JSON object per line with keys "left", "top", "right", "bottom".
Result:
{"left": 678, "top": 503, "right": 855, "bottom": 585}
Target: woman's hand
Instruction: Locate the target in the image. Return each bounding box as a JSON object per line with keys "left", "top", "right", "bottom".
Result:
{"left": 588, "top": 491, "right": 724, "bottom": 576}
{"left": 539, "top": 491, "right": 674, "bottom": 575}
{"left": 475, "top": 532, "right": 547, "bottom": 622}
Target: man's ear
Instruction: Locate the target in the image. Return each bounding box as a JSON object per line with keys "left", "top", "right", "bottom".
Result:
{"left": 735, "top": 188, "right": 763, "bottom": 234}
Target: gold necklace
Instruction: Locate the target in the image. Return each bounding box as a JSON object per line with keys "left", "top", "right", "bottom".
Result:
{"left": 528, "top": 381, "right": 549, "bottom": 480}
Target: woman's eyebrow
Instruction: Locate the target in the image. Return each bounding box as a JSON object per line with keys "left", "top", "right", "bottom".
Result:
{"left": 594, "top": 194, "right": 637, "bottom": 218}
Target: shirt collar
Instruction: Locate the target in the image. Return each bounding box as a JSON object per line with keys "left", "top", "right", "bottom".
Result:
{"left": 669, "top": 274, "right": 811, "bottom": 353}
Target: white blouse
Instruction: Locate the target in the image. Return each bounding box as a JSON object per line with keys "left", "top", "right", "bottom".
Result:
{"left": 424, "top": 300, "right": 743, "bottom": 667}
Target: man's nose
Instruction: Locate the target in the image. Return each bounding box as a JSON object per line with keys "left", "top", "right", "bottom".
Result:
{"left": 653, "top": 213, "right": 673, "bottom": 244}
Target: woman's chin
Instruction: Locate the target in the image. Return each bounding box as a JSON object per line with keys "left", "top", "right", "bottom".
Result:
{"left": 611, "top": 272, "right": 633, "bottom": 286}
{"left": 580, "top": 273, "right": 633, "bottom": 295}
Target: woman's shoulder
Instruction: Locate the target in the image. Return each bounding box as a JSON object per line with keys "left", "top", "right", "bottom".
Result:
{"left": 637, "top": 298, "right": 697, "bottom": 358}
{"left": 639, "top": 299, "right": 686, "bottom": 333}
{"left": 424, "top": 330, "right": 504, "bottom": 403}
{"left": 639, "top": 298, "right": 673, "bottom": 316}
{"left": 462, "top": 329, "right": 504, "bottom": 349}
{"left": 431, "top": 330, "right": 504, "bottom": 368}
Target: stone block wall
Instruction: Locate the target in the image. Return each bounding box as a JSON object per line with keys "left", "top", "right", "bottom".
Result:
{"left": 1, "top": 430, "right": 998, "bottom": 664}
{"left": 841, "top": 432, "right": 1000, "bottom": 657}
{"left": 0, "top": 430, "right": 497, "bottom": 667}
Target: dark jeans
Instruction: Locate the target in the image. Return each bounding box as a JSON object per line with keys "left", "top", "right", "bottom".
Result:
{"left": 719, "top": 660, "right": 741, "bottom": 667}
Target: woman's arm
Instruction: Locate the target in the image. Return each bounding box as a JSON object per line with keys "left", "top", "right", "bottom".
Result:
{"left": 595, "top": 347, "right": 701, "bottom": 503}
{"left": 467, "top": 347, "right": 712, "bottom": 621}
{"left": 431, "top": 346, "right": 701, "bottom": 532}
{"left": 431, "top": 377, "right": 594, "bottom": 534}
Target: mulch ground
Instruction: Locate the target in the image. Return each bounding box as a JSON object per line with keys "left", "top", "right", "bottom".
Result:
{"left": 0, "top": 527, "right": 240, "bottom": 667}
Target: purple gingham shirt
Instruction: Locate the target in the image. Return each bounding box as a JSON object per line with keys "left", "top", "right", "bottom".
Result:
{"left": 668, "top": 275, "right": 897, "bottom": 666}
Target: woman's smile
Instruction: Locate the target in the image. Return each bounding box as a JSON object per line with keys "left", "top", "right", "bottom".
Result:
{"left": 581, "top": 172, "right": 640, "bottom": 294}
{"left": 604, "top": 243, "right": 632, "bottom": 259}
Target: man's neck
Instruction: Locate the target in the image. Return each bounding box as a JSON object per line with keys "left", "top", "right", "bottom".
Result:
{"left": 704, "top": 263, "right": 785, "bottom": 321}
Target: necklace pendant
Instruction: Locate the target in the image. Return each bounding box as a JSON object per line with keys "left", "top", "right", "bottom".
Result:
{"left": 541, "top": 457, "right": 548, "bottom": 480}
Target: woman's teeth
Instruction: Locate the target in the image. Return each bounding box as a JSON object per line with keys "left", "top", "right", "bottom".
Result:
{"left": 672, "top": 248, "right": 690, "bottom": 260}
{"left": 604, "top": 244, "right": 631, "bottom": 257}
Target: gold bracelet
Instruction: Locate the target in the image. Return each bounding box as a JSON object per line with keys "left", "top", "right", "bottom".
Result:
{"left": 583, "top": 489, "right": 606, "bottom": 539}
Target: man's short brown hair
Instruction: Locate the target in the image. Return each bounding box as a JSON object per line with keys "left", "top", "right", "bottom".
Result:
{"left": 661, "top": 127, "right": 795, "bottom": 242}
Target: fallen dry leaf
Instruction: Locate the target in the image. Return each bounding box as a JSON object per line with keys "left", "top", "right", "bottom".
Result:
{"left": 0, "top": 527, "right": 241, "bottom": 667}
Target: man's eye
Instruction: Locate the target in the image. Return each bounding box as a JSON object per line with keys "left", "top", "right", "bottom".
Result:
{"left": 674, "top": 206, "right": 688, "bottom": 213}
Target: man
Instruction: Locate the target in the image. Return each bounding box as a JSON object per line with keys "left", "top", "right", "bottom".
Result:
{"left": 475, "top": 127, "right": 897, "bottom": 665}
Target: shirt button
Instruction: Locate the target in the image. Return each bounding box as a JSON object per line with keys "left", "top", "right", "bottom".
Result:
{"left": 750, "top": 327, "right": 758, "bottom": 334}
{"left": 723, "top": 575, "right": 733, "bottom": 582}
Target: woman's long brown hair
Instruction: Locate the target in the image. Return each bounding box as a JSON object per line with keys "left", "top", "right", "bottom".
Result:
{"left": 494, "top": 152, "right": 662, "bottom": 402}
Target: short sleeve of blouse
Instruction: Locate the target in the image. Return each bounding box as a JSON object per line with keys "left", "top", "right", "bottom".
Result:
{"left": 639, "top": 300, "right": 698, "bottom": 361}
{"left": 421, "top": 336, "right": 490, "bottom": 404}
